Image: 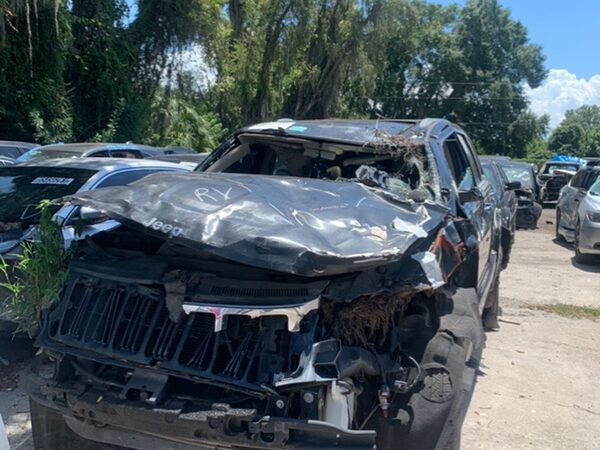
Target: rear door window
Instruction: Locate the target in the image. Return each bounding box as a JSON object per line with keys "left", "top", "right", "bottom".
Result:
{"left": 582, "top": 171, "right": 599, "bottom": 190}
{"left": 482, "top": 165, "right": 502, "bottom": 197}
{"left": 443, "top": 134, "right": 475, "bottom": 191}
{"left": 89, "top": 151, "right": 110, "bottom": 157}
{"left": 109, "top": 150, "right": 143, "bottom": 159}
{"left": 0, "top": 146, "right": 24, "bottom": 159}
{"left": 570, "top": 171, "right": 585, "bottom": 188}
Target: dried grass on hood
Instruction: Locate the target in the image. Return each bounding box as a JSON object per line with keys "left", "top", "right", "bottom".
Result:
{"left": 323, "top": 292, "right": 412, "bottom": 347}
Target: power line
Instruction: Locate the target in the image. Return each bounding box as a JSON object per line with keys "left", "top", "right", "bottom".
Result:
{"left": 363, "top": 96, "right": 524, "bottom": 100}
{"left": 377, "top": 80, "right": 521, "bottom": 85}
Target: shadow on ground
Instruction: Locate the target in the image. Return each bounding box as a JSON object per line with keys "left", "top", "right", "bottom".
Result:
{"left": 571, "top": 257, "right": 600, "bottom": 273}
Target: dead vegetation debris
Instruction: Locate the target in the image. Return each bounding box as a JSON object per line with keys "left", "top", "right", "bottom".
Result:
{"left": 366, "top": 128, "right": 422, "bottom": 155}
{"left": 322, "top": 292, "right": 412, "bottom": 347}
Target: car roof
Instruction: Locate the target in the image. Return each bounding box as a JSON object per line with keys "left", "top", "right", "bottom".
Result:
{"left": 35, "top": 142, "right": 158, "bottom": 153}
{"left": 148, "top": 153, "right": 209, "bottom": 163}
{"left": 159, "top": 146, "right": 197, "bottom": 154}
{"left": 237, "top": 118, "right": 442, "bottom": 145}
{"left": 583, "top": 157, "right": 600, "bottom": 166}
{"left": 496, "top": 160, "right": 532, "bottom": 170}
{"left": 16, "top": 157, "right": 193, "bottom": 172}
{"left": 578, "top": 165, "right": 600, "bottom": 172}
{"left": 480, "top": 155, "right": 512, "bottom": 161}
{"left": 0, "top": 140, "right": 38, "bottom": 149}
{"left": 544, "top": 160, "right": 580, "bottom": 165}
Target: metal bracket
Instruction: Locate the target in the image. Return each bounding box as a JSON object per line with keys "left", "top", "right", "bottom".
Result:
{"left": 120, "top": 369, "right": 169, "bottom": 406}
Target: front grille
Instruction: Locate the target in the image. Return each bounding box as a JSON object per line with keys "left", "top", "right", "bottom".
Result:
{"left": 43, "top": 277, "right": 302, "bottom": 390}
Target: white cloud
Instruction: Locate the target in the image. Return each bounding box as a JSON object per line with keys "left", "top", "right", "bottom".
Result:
{"left": 525, "top": 69, "right": 600, "bottom": 129}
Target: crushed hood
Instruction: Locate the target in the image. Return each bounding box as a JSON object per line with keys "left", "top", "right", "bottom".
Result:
{"left": 65, "top": 172, "right": 448, "bottom": 276}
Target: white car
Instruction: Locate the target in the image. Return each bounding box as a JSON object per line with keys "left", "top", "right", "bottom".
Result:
{"left": 574, "top": 178, "right": 600, "bottom": 262}
{"left": 556, "top": 167, "right": 600, "bottom": 263}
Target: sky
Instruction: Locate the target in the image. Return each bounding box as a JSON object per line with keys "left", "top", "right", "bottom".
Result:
{"left": 431, "top": 0, "right": 600, "bottom": 128}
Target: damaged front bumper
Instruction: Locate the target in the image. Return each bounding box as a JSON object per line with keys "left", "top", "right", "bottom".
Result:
{"left": 25, "top": 370, "right": 376, "bottom": 450}
{"left": 516, "top": 201, "right": 542, "bottom": 229}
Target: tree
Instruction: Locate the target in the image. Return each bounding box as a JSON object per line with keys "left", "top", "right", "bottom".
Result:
{"left": 67, "top": 0, "right": 134, "bottom": 141}
{"left": 369, "top": 1, "right": 461, "bottom": 119}
{"left": 0, "top": 0, "right": 72, "bottom": 143}
{"left": 283, "top": 0, "right": 384, "bottom": 119}
{"left": 208, "top": 0, "right": 315, "bottom": 127}
{"left": 547, "top": 121, "right": 585, "bottom": 155}
{"left": 548, "top": 105, "right": 600, "bottom": 157}
{"left": 354, "top": 0, "right": 547, "bottom": 155}
{"left": 444, "top": 0, "right": 547, "bottom": 154}
{"left": 0, "top": 0, "right": 550, "bottom": 155}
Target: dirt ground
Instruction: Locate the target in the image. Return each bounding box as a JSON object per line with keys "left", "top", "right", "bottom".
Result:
{"left": 462, "top": 208, "right": 600, "bottom": 450}
{"left": 0, "top": 208, "right": 599, "bottom": 450}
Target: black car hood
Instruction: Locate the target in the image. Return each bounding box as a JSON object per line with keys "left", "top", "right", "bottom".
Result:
{"left": 65, "top": 172, "right": 448, "bottom": 276}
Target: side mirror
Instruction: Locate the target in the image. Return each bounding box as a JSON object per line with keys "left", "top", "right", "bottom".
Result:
{"left": 458, "top": 187, "right": 483, "bottom": 204}
{"left": 505, "top": 181, "right": 522, "bottom": 190}
{"left": 78, "top": 206, "right": 106, "bottom": 223}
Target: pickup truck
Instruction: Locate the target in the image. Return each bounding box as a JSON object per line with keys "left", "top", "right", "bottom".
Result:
{"left": 25, "top": 119, "right": 502, "bottom": 450}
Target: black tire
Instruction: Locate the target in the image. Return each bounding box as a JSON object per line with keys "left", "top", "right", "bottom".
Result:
{"left": 30, "top": 399, "right": 124, "bottom": 450}
{"left": 555, "top": 209, "right": 565, "bottom": 242}
{"left": 373, "top": 288, "right": 484, "bottom": 450}
{"left": 482, "top": 275, "right": 500, "bottom": 331}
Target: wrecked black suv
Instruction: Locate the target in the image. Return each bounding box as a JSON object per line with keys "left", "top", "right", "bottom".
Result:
{"left": 26, "top": 119, "right": 501, "bottom": 450}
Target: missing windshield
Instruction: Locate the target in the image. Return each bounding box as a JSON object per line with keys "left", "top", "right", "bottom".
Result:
{"left": 203, "top": 130, "right": 437, "bottom": 201}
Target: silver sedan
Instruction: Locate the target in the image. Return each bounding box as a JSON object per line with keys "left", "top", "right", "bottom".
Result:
{"left": 556, "top": 167, "right": 600, "bottom": 261}
{"left": 557, "top": 172, "right": 600, "bottom": 263}
{"left": 576, "top": 180, "right": 600, "bottom": 261}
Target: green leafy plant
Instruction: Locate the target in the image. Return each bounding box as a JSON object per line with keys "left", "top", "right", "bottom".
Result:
{"left": 0, "top": 201, "right": 72, "bottom": 336}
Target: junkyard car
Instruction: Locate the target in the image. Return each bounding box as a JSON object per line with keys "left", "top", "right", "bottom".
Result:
{"left": 496, "top": 160, "right": 542, "bottom": 229}
{"left": 0, "top": 140, "right": 37, "bottom": 159}
{"left": 26, "top": 119, "right": 501, "bottom": 450}
{"left": 480, "top": 157, "right": 518, "bottom": 270}
{"left": 538, "top": 159, "right": 582, "bottom": 203}
{"left": 16, "top": 142, "right": 194, "bottom": 164}
{"left": 0, "top": 158, "right": 192, "bottom": 326}
{"left": 556, "top": 166, "right": 600, "bottom": 262}
{"left": 584, "top": 157, "right": 600, "bottom": 167}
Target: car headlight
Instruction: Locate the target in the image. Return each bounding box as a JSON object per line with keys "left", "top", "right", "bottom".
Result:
{"left": 587, "top": 211, "right": 600, "bottom": 223}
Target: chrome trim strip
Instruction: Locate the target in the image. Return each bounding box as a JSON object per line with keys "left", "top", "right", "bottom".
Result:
{"left": 182, "top": 297, "right": 320, "bottom": 332}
